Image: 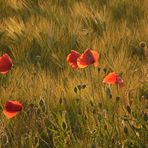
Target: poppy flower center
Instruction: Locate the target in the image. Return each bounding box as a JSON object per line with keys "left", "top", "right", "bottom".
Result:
{"left": 86, "top": 53, "right": 95, "bottom": 64}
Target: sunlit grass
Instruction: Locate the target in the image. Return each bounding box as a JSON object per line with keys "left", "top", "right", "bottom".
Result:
{"left": 0, "top": 0, "right": 147, "bottom": 147}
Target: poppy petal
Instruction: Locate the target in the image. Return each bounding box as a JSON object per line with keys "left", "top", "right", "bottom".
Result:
{"left": 0, "top": 71, "right": 9, "bottom": 74}
{"left": 117, "top": 76, "right": 124, "bottom": 87}
{"left": 91, "top": 50, "right": 99, "bottom": 67}
{"left": 3, "top": 100, "right": 23, "bottom": 119}
{"left": 77, "top": 48, "right": 99, "bottom": 68}
{"left": 103, "top": 72, "right": 117, "bottom": 84}
{"left": 66, "top": 50, "right": 80, "bottom": 69}
{"left": 0, "top": 54, "right": 13, "bottom": 74}
{"left": 103, "top": 72, "right": 124, "bottom": 87}
{"left": 3, "top": 110, "right": 17, "bottom": 119}
{"left": 77, "top": 59, "right": 88, "bottom": 68}
{"left": 77, "top": 48, "right": 96, "bottom": 68}
{"left": 4, "top": 100, "right": 23, "bottom": 112}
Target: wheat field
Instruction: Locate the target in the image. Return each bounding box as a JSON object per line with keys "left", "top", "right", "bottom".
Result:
{"left": 0, "top": 0, "right": 148, "bottom": 147}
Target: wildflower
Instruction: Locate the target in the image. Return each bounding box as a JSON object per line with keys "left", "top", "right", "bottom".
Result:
{"left": 103, "top": 72, "right": 124, "bottom": 87}
{"left": 66, "top": 50, "right": 80, "bottom": 69}
{"left": 0, "top": 53, "right": 13, "bottom": 74}
{"left": 77, "top": 48, "right": 99, "bottom": 68}
{"left": 3, "top": 100, "right": 23, "bottom": 119}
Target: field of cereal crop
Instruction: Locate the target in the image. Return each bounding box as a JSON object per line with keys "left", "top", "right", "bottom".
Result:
{"left": 0, "top": 0, "right": 148, "bottom": 147}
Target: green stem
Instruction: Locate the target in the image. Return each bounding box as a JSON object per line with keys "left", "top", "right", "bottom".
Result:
{"left": 88, "top": 66, "right": 95, "bottom": 100}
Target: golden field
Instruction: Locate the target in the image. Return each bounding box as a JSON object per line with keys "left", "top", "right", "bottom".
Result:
{"left": 0, "top": 0, "right": 148, "bottom": 147}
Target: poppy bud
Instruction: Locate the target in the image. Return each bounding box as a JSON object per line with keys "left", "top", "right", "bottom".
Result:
{"left": 74, "top": 87, "right": 77, "bottom": 93}
{"left": 124, "top": 126, "right": 128, "bottom": 135}
{"left": 116, "top": 96, "right": 120, "bottom": 102}
{"left": 126, "top": 105, "right": 131, "bottom": 114}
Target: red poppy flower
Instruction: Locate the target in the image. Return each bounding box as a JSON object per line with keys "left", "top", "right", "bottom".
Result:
{"left": 103, "top": 72, "right": 124, "bottom": 87}
{"left": 3, "top": 100, "right": 23, "bottom": 119}
{"left": 66, "top": 50, "right": 81, "bottom": 69}
{"left": 0, "top": 53, "right": 13, "bottom": 74}
{"left": 77, "top": 48, "right": 99, "bottom": 68}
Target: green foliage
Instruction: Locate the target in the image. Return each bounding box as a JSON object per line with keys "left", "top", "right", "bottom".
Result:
{"left": 0, "top": 0, "right": 148, "bottom": 147}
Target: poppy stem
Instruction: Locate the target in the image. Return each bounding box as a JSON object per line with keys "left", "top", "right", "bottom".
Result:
{"left": 117, "top": 85, "right": 119, "bottom": 95}
{"left": 88, "top": 66, "right": 95, "bottom": 100}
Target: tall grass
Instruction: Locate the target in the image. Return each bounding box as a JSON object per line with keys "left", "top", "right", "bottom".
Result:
{"left": 0, "top": 0, "right": 147, "bottom": 147}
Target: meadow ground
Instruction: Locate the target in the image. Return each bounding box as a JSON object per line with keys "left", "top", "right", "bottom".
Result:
{"left": 0, "top": 0, "right": 148, "bottom": 147}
